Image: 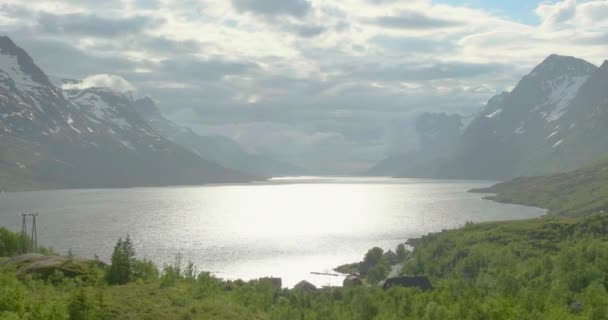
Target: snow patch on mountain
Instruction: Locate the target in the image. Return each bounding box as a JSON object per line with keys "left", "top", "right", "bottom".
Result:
{"left": 544, "top": 76, "right": 589, "bottom": 122}
{"left": 66, "top": 90, "right": 133, "bottom": 131}
{"left": 485, "top": 109, "right": 502, "bottom": 119}
{"left": 553, "top": 139, "right": 564, "bottom": 148}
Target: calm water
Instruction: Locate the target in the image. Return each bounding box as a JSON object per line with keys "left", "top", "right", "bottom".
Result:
{"left": 0, "top": 177, "right": 544, "bottom": 287}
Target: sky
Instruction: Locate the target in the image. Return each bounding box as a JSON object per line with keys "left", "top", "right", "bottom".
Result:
{"left": 0, "top": 0, "right": 607, "bottom": 173}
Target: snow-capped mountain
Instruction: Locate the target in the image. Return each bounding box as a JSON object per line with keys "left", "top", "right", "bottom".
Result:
{"left": 0, "top": 36, "right": 253, "bottom": 190}
{"left": 383, "top": 54, "right": 608, "bottom": 179}
{"left": 133, "top": 97, "right": 307, "bottom": 177}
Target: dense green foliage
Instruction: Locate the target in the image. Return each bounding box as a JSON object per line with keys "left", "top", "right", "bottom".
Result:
{"left": 472, "top": 160, "right": 608, "bottom": 217}
{"left": 0, "top": 227, "right": 22, "bottom": 257}
{"left": 3, "top": 215, "right": 608, "bottom": 319}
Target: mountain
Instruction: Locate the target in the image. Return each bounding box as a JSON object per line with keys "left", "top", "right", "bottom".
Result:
{"left": 0, "top": 36, "right": 254, "bottom": 190}
{"left": 379, "top": 54, "right": 608, "bottom": 180}
{"left": 133, "top": 97, "right": 307, "bottom": 178}
{"left": 368, "top": 112, "right": 462, "bottom": 176}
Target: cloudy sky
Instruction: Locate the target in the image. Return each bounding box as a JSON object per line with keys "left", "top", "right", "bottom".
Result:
{"left": 0, "top": 0, "right": 607, "bottom": 173}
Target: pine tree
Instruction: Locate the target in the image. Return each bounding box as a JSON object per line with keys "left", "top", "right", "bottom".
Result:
{"left": 106, "top": 236, "right": 137, "bottom": 285}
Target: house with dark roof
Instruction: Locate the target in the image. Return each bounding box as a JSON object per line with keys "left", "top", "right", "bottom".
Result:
{"left": 383, "top": 276, "right": 433, "bottom": 291}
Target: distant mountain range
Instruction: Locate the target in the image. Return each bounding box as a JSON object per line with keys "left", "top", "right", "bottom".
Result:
{"left": 0, "top": 36, "right": 279, "bottom": 190}
{"left": 133, "top": 97, "right": 307, "bottom": 177}
{"left": 372, "top": 54, "right": 608, "bottom": 180}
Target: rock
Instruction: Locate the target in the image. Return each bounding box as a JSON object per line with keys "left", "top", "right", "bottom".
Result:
{"left": 2, "top": 254, "right": 105, "bottom": 279}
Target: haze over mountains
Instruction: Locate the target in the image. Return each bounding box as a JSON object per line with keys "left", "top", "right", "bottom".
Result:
{"left": 133, "top": 97, "right": 306, "bottom": 177}
{"left": 373, "top": 54, "right": 608, "bottom": 180}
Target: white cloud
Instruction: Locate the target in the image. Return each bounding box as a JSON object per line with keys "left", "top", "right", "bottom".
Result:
{"left": 536, "top": 0, "right": 577, "bottom": 29}
{"left": 62, "top": 74, "right": 135, "bottom": 93}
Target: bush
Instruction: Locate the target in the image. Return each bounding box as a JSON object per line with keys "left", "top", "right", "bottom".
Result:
{"left": 132, "top": 259, "right": 159, "bottom": 282}
{"left": 0, "top": 227, "right": 23, "bottom": 257}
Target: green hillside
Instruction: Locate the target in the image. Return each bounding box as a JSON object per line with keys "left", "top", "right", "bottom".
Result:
{"left": 471, "top": 159, "right": 608, "bottom": 217}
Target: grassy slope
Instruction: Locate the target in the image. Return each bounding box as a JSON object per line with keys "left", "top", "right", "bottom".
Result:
{"left": 470, "top": 159, "right": 608, "bottom": 217}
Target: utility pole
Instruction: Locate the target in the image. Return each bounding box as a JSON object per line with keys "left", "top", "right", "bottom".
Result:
{"left": 20, "top": 213, "right": 28, "bottom": 254}
{"left": 30, "top": 213, "right": 38, "bottom": 252}
{"left": 19, "top": 213, "right": 39, "bottom": 254}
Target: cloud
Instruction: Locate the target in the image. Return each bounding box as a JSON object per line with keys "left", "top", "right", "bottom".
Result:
{"left": 86, "top": 36, "right": 202, "bottom": 55}
{"left": 370, "top": 11, "right": 463, "bottom": 30}
{"left": 63, "top": 74, "right": 135, "bottom": 93}
{"left": 36, "top": 12, "right": 162, "bottom": 37}
{"left": 157, "top": 56, "right": 258, "bottom": 81}
{"left": 230, "top": 0, "right": 312, "bottom": 17}
{"left": 371, "top": 35, "right": 453, "bottom": 53}
{"left": 289, "top": 24, "right": 327, "bottom": 38}
{"left": 536, "top": 0, "right": 577, "bottom": 28}
{"left": 348, "top": 62, "right": 506, "bottom": 82}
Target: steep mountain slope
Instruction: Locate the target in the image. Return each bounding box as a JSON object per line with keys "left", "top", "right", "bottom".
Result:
{"left": 0, "top": 36, "right": 253, "bottom": 190}
{"left": 438, "top": 55, "right": 598, "bottom": 179}
{"left": 133, "top": 97, "right": 307, "bottom": 177}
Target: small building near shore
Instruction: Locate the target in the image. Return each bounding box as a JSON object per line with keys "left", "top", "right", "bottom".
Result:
{"left": 383, "top": 276, "right": 433, "bottom": 291}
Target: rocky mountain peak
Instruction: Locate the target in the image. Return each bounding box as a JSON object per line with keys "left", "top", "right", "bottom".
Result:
{"left": 528, "top": 54, "right": 597, "bottom": 80}
{"left": 0, "top": 36, "right": 51, "bottom": 86}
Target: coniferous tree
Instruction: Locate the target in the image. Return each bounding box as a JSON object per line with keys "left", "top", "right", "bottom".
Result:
{"left": 106, "top": 236, "right": 137, "bottom": 285}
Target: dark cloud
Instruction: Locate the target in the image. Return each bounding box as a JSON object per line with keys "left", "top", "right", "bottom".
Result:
{"left": 291, "top": 24, "right": 327, "bottom": 38}
{"left": 371, "top": 11, "right": 462, "bottom": 30}
{"left": 36, "top": 12, "right": 163, "bottom": 37}
{"left": 231, "top": 0, "right": 312, "bottom": 17}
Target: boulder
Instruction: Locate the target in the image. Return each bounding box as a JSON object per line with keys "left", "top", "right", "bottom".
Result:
{"left": 1, "top": 254, "right": 105, "bottom": 279}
